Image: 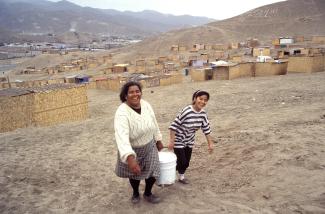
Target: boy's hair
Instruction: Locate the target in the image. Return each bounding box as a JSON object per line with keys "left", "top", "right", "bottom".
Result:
{"left": 192, "top": 90, "right": 210, "bottom": 102}
{"left": 119, "top": 81, "right": 142, "bottom": 102}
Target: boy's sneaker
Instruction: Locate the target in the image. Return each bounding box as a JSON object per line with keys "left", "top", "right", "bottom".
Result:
{"left": 178, "top": 178, "right": 190, "bottom": 184}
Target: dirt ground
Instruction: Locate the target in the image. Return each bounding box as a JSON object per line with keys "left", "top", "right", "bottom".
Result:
{"left": 0, "top": 72, "right": 325, "bottom": 214}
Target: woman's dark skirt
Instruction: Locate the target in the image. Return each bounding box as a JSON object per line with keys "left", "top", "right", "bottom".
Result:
{"left": 115, "top": 139, "right": 160, "bottom": 180}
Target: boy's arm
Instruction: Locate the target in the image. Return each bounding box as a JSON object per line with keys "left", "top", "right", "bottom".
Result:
{"left": 168, "top": 130, "right": 176, "bottom": 150}
{"left": 206, "top": 134, "right": 214, "bottom": 153}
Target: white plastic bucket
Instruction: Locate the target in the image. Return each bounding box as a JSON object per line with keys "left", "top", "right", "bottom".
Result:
{"left": 157, "top": 151, "right": 177, "bottom": 185}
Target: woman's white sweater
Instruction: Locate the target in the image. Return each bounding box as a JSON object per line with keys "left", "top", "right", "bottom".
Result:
{"left": 114, "top": 99, "right": 162, "bottom": 163}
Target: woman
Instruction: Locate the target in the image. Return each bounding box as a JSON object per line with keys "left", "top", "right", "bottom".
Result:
{"left": 168, "top": 90, "right": 214, "bottom": 184}
{"left": 114, "top": 81, "right": 163, "bottom": 204}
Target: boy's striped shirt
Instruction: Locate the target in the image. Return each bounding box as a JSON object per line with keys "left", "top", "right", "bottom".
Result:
{"left": 169, "top": 105, "right": 211, "bottom": 148}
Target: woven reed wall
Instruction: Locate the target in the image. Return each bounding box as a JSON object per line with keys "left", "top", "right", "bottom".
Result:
{"left": 231, "top": 43, "right": 239, "bottom": 49}
{"left": 229, "top": 63, "right": 254, "bottom": 79}
{"left": 107, "top": 79, "right": 122, "bottom": 92}
{"left": 312, "top": 36, "right": 325, "bottom": 44}
{"left": 48, "top": 78, "right": 65, "bottom": 85}
{"left": 139, "top": 80, "right": 147, "bottom": 88}
{"left": 158, "top": 57, "right": 168, "bottom": 64}
{"left": 168, "top": 55, "right": 179, "bottom": 61}
{"left": 165, "top": 63, "right": 175, "bottom": 71}
{"left": 170, "top": 46, "right": 178, "bottom": 52}
{"left": 212, "top": 67, "right": 229, "bottom": 80}
{"left": 136, "top": 66, "right": 145, "bottom": 73}
{"left": 288, "top": 55, "right": 324, "bottom": 73}
{"left": 295, "top": 36, "right": 305, "bottom": 42}
{"left": 204, "top": 45, "right": 212, "bottom": 50}
{"left": 102, "top": 67, "right": 113, "bottom": 74}
{"left": 127, "top": 66, "right": 137, "bottom": 73}
{"left": 160, "top": 73, "right": 183, "bottom": 86}
{"left": 301, "top": 49, "right": 309, "bottom": 55}
{"left": 255, "top": 62, "right": 288, "bottom": 76}
{"left": 112, "top": 66, "right": 126, "bottom": 73}
{"left": 0, "top": 83, "right": 9, "bottom": 89}
{"left": 87, "top": 63, "right": 98, "bottom": 69}
{"left": 65, "top": 77, "right": 76, "bottom": 83}
{"left": 214, "top": 51, "right": 225, "bottom": 59}
{"left": 179, "top": 46, "right": 187, "bottom": 51}
{"left": 231, "top": 56, "right": 242, "bottom": 63}
{"left": 32, "top": 85, "right": 88, "bottom": 127}
{"left": 312, "top": 55, "right": 324, "bottom": 72}
{"left": 1, "top": 84, "right": 89, "bottom": 132}
{"left": 8, "top": 82, "right": 18, "bottom": 88}
{"left": 191, "top": 68, "right": 212, "bottom": 81}
{"left": 146, "top": 59, "right": 158, "bottom": 66}
{"left": 0, "top": 94, "right": 34, "bottom": 132}
{"left": 136, "top": 60, "right": 145, "bottom": 66}
{"left": 24, "top": 81, "right": 34, "bottom": 88}
{"left": 200, "top": 54, "right": 209, "bottom": 61}
{"left": 145, "top": 65, "right": 156, "bottom": 73}
{"left": 253, "top": 48, "right": 271, "bottom": 57}
{"left": 86, "top": 82, "right": 97, "bottom": 90}
{"left": 212, "top": 44, "right": 228, "bottom": 51}
{"left": 36, "top": 80, "right": 49, "bottom": 86}
{"left": 190, "top": 69, "right": 206, "bottom": 81}
{"left": 103, "top": 55, "right": 112, "bottom": 64}
{"left": 141, "top": 77, "right": 160, "bottom": 88}
{"left": 155, "top": 64, "right": 164, "bottom": 71}
{"left": 96, "top": 79, "right": 110, "bottom": 90}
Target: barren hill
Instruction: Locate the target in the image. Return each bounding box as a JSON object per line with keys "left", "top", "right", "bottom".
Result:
{"left": 0, "top": 0, "right": 214, "bottom": 43}
{"left": 209, "top": 0, "right": 325, "bottom": 41}
{"left": 115, "top": 0, "right": 325, "bottom": 60}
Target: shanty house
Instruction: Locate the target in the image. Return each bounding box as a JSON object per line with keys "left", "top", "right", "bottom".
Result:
{"left": 0, "top": 84, "right": 89, "bottom": 132}
{"left": 75, "top": 75, "right": 89, "bottom": 84}
{"left": 280, "top": 37, "right": 294, "bottom": 46}
{"left": 312, "top": 36, "right": 325, "bottom": 44}
{"left": 253, "top": 47, "right": 271, "bottom": 57}
{"left": 190, "top": 68, "right": 213, "bottom": 81}
{"left": 288, "top": 55, "right": 325, "bottom": 73}
{"left": 113, "top": 64, "right": 128, "bottom": 73}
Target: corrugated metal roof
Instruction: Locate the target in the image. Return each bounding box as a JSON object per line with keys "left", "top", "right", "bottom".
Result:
{"left": 114, "top": 64, "right": 129, "bottom": 67}
{"left": 0, "top": 88, "right": 32, "bottom": 97}
{"left": 95, "top": 77, "right": 108, "bottom": 81}
{"left": 28, "top": 83, "right": 80, "bottom": 93}
{"left": 0, "top": 83, "right": 81, "bottom": 97}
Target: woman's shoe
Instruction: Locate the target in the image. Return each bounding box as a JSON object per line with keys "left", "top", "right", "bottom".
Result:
{"left": 131, "top": 194, "right": 140, "bottom": 204}
{"left": 143, "top": 194, "right": 161, "bottom": 204}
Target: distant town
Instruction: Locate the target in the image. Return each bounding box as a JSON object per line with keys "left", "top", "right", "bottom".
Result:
{"left": 0, "top": 35, "right": 141, "bottom": 60}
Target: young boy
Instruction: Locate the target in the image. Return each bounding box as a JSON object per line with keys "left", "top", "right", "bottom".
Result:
{"left": 168, "top": 90, "right": 214, "bottom": 184}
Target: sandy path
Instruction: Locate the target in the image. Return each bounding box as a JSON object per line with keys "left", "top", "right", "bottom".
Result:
{"left": 1, "top": 72, "right": 325, "bottom": 214}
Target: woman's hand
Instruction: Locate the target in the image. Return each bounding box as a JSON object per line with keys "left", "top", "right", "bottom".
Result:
{"left": 156, "top": 141, "right": 164, "bottom": 151}
{"left": 127, "top": 155, "right": 141, "bottom": 175}
{"left": 168, "top": 142, "right": 174, "bottom": 151}
{"left": 169, "top": 130, "right": 176, "bottom": 151}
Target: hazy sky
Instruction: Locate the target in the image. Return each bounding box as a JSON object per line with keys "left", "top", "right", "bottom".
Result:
{"left": 49, "top": 0, "right": 286, "bottom": 20}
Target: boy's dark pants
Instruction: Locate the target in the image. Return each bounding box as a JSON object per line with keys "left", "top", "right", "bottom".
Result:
{"left": 174, "top": 147, "right": 193, "bottom": 174}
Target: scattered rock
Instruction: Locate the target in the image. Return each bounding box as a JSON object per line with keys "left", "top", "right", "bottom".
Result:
{"left": 263, "top": 194, "right": 271, "bottom": 199}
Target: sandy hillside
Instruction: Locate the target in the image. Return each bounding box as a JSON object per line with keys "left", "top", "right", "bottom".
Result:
{"left": 0, "top": 72, "right": 325, "bottom": 214}
{"left": 111, "top": 0, "right": 325, "bottom": 60}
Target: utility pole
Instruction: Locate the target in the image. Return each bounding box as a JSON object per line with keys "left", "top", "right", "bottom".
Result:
{"left": 6, "top": 72, "right": 11, "bottom": 88}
